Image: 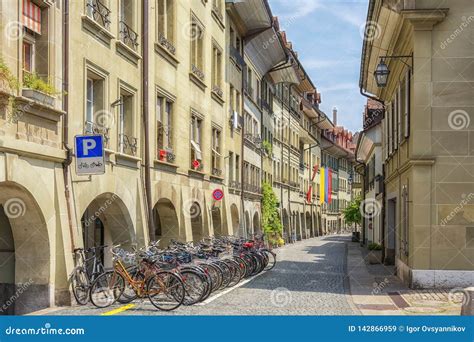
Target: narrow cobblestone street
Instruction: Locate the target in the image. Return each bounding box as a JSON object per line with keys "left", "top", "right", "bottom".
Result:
{"left": 44, "top": 235, "right": 356, "bottom": 316}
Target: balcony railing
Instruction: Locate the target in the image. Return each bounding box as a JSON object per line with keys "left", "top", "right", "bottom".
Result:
{"left": 244, "top": 133, "right": 261, "bottom": 146}
{"left": 158, "top": 149, "right": 175, "bottom": 163}
{"left": 212, "top": 168, "right": 223, "bottom": 177}
{"left": 86, "top": 0, "right": 111, "bottom": 29}
{"left": 119, "top": 21, "right": 139, "bottom": 51}
{"left": 119, "top": 133, "right": 138, "bottom": 156}
{"left": 85, "top": 120, "right": 110, "bottom": 147}
{"left": 158, "top": 33, "right": 176, "bottom": 55}
{"left": 229, "top": 181, "right": 241, "bottom": 190}
{"left": 243, "top": 183, "right": 262, "bottom": 194}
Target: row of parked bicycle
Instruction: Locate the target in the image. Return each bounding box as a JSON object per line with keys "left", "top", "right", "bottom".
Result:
{"left": 70, "top": 235, "right": 276, "bottom": 311}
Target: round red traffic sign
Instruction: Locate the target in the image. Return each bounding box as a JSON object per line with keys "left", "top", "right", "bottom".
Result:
{"left": 212, "top": 189, "right": 224, "bottom": 201}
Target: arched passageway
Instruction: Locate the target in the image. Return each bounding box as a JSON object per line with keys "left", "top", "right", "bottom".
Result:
{"left": 230, "top": 204, "right": 239, "bottom": 236}
{"left": 212, "top": 208, "right": 222, "bottom": 237}
{"left": 0, "top": 182, "right": 50, "bottom": 315}
{"left": 253, "top": 212, "right": 261, "bottom": 235}
{"left": 153, "top": 198, "right": 179, "bottom": 247}
{"left": 81, "top": 193, "right": 135, "bottom": 267}
{"left": 190, "top": 202, "right": 204, "bottom": 242}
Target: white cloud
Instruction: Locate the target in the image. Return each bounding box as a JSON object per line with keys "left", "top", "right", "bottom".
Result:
{"left": 271, "top": 0, "right": 322, "bottom": 24}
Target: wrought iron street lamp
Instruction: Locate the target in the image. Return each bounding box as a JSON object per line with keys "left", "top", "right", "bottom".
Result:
{"left": 374, "top": 59, "right": 390, "bottom": 87}
{"left": 374, "top": 55, "right": 413, "bottom": 88}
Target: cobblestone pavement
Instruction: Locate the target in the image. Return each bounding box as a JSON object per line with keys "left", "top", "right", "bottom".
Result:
{"left": 46, "top": 235, "right": 356, "bottom": 316}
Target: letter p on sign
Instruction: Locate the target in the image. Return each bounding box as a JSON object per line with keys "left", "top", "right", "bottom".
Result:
{"left": 83, "top": 139, "right": 97, "bottom": 156}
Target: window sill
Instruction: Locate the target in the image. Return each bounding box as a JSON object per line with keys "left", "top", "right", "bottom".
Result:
{"left": 116, "top": 40, "right": 142, "bottom": 65}
{"left": 188, "top": 168, "right": 206, "bottom": 179}
{"left": 154, "top": 159, "right": 178, "bottom": 173}
{"left": 81, "top": 15, "right": 115, "bottom": 47}
{"left": 115, "top": 152, "right": 141, "bottom": 169}
{"left": 154, "top": 42, "right": 179, "bottom": 68}
{"left": 211, "top": 9, "right": 225, "bottom": 30}
{"left": 189, "top": 72, "right": 207, "bottom": 91}
{"left": 15, "top": 94, "right": 64, "bottom": 122}
{"left": 211, "top": 89, "right": 225, "bottom": 105}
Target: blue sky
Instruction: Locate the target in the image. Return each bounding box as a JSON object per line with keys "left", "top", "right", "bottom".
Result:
{"left": 269, "top": 0, "right": 369, "bottom": 132}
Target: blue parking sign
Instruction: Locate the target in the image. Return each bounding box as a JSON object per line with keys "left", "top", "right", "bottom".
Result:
{"left": 75, "top": 135, "right": 105, "bottom": 175}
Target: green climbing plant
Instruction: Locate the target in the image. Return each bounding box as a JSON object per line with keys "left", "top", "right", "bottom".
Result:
{"left": 343, "top": 195, "right": 362, "bottom": 227}
{"left": 0, "top": 57, "right": 19, "bottom": 92}
{"left": 262, "top": 182, "right": 283, "bottom": 247}
{"left": 262, "top": 140, "right": 272, "bottom": 155}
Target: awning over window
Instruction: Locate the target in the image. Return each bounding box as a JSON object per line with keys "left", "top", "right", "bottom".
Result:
{"left": 22, "top": 0, "right": 42, "bottom": 34}
{"left": 191, "top": 140, "right": 202, "bottom": 160}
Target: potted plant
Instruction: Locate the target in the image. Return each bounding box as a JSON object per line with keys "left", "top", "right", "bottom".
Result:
{"left": 22, "top": 72, "right": 59, "bottom": 106}
{"left": 367, "top": 243, "right": 382, "bottom": 264}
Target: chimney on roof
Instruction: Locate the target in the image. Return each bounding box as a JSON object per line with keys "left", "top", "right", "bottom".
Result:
{"left": 332, "top": 107, "right": 338, "bottom": 126}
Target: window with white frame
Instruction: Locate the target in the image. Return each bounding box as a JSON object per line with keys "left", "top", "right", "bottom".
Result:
{"left": 211, "top": 127, "right": 222, "bottom": 172}
{"left": 404, "top": 70, "right": 411, "bottom": 138}
{"left": 190, "top": 115, "right": 203, "bottom": 165}
{"left": 212, "top": 43, "right": 223, "bottom": 93}
{"left": 119, "top": 89, "right": 135, "bottom": 155}
{"left": 157, "top": 0, "right": 175, "bottom": 44}
{"left": 190, "top": 17, "right": 204, "bottom": 78}
{"left": 85, "top": 71, "right": 105, "bottom": 133}
{"left": 157, "top": 95, "right": 173, "bottom": 151}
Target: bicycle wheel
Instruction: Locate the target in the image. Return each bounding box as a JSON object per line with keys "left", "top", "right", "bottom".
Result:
{"left": 90, "top": 271, "right": 125, "bottom": 308}
{"left": 147, "top": 271, "right": 185, "bottom": 311}
{"left": 233, "top": 256, "right": 248, "bottom": 279}
{"left": 180, "top": 269, "right": 208, "bottom": 305}
{"left": 224, "top": 259, "right": 241, "bottom": 287}
{"left": 263, "top": 250, "right": 276, "bottom": 271}
{"left": 118, "top": 267, "right": 143, "bottom": 304}
{"left": 201, "top": 263, "right": 222, "bottom": 292}
{"left": 71, "top": 268, "right": 89, "bottom": 305}
{"left": 214, "top": 261, "right": 232, "bottom": 289}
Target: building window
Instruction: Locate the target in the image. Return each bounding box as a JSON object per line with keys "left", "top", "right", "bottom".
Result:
{"left": 119, "top": 0, "right": 139, "bottom": 51}
{"left": 229, "top": 152, "right": 234, "bottom": 182}
{"left": 190, "top": 17, "right": 204, "bottom": 80}
{"left": 401, "top": 185, "right": 409, "bottom": 256}
{"left": 212, "top": 44, "right": 223, "bottom": 94}
{"left": 212, "top": 0, "right": 223, "bottom": 21}
{"left": 157, "top": 0, "right": 175, "bottom": 53}
{"left": 119, "top": 89, "right": 136, "bottom": 155}
{"left": 157, "top": 96, "right": 173, "bottom": 151}
{"left": 22, "top": 40, "right": 34, "bottom": 75}
{"left": 190, "top": 115, "right": 203, "bottom": 166}
{"left": 85, "top": 72, "right": 105, "bottom": 133}
{"left": 211, "top": 128, "right": 222, "bottom": 174}
{"left": 235, "top": 154, "right": 240, "bottom": 182}
{"left": 404, "top": 70, "right": 410, "bottom": 138}
{"left": 21, "top": 2, "right": 49, "bottom": 80}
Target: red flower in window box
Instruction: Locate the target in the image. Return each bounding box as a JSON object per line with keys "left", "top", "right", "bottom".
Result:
{"left": 159, "top": 149, "right": 167, "bottom": 161}
{"left": 192, "top": 160, "right": 200, "bottom": 169}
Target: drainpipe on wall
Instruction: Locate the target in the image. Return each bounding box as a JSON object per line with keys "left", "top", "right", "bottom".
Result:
{"left": 62, "top": 0, "right": 75, "bottom": 251}
{"left": 142, "top": 0, "right": 154, "bottom": 241}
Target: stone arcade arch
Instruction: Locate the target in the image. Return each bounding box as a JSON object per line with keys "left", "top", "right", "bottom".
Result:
{"left": 190, "top": 202, "right": 204, "bottom": 242}
{"left": 306, "top": 212, "right": 312, "bottom": 238}
{"left": 81, "top": 193, "right": 135, "bottom": 268}
{"left": 212, "top": 207, "right": 222, "bottom": 237}
{"left": 282, "top": 209, "right": 290, "bottom": 243}
{"left": 0, "top": 182, "right": 50, "bottom": 315}
{"left": 244, "top": 211, "right": 251, "bottom": 237}
{"left": 230, "top": 204, "right": 239, "bottom": 236}
{"left": 253, "top": 212, "right": 261, "bottom": 235}
{"left": 153, "top": 198, "right": 180, "bottom": 247}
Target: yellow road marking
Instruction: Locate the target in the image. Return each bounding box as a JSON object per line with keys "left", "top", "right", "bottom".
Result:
{"left": 101, "top": 304, "right": 135, "bottom": 316}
